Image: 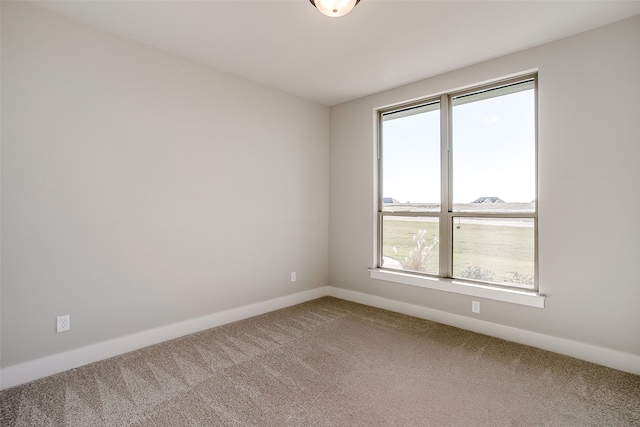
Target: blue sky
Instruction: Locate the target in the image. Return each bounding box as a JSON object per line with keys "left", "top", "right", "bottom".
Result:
{"left": 382, "top": 89, "right": 535, "bottom": 205}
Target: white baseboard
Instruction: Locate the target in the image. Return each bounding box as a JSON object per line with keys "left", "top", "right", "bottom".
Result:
{"left": 0, "top": 287, "right": 329, "bottom": 390}
{"left": 3, "top": 285, "right": 638, "bottom": 390}
{"left": 326, "top": 286, "right": 640, "bottom": 376}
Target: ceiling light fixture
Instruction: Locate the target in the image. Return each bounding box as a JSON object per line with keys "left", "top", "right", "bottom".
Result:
{"left": 309, "top": 0, "right": 360, "bottom": 18}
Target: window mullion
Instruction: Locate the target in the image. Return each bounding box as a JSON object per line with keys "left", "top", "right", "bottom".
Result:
{"left": 376, "top": 112, "right": 383, "bottom": 268}
{"left": 439, "top": 94, "right": 451, "bottom": 278}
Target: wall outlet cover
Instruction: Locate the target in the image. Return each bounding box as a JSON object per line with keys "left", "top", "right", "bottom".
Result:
{"left": 57, "top": 315, "right": 70, "bottom": 333}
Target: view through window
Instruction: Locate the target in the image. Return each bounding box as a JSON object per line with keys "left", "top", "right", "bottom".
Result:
{"left": 379, "top": 76, "right": 537, "bottom": 290}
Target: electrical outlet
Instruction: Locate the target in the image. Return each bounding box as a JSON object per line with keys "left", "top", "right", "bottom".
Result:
{"left": 57, "top": 315, "right": 70, "bottom": 333}
{"left": 472, "top": 301, "right": 480, "bottom": 314}
{"left": 291, "top": 272, "right": 297, "bottom": 282}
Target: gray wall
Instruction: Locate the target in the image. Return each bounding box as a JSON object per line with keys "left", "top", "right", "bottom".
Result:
{"left": 329, "top": 15, "right": 640, "bottom": 356}
{"left": 1, "top": 2, "right": 329, "bottom": 367}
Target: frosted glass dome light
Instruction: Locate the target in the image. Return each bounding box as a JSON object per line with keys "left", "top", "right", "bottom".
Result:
{"left": 310, "top": 0, "right": 361, "bottom": 18}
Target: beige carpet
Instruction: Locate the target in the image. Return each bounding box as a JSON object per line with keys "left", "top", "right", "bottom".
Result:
{"left": 1, "top": 297, "right": 639, "bottom": 426}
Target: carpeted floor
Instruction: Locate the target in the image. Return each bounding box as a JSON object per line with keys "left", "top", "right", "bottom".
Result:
{"left": 1, "top": 297, "right": 639, "bottom": 426}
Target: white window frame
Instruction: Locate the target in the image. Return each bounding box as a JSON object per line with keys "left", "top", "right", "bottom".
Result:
{"left": 371, "top": 74, "right": 545, "bottom": 308}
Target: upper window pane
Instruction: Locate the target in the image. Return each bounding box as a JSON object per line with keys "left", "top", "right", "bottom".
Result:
{"left": 381, "top": 102, "right": 440, "bottom": 212}
{"left": 451, "top": 80, "right": 535, "bottom": 213}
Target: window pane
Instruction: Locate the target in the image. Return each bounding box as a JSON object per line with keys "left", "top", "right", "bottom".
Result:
{"left": 452, "top": 217, "right": 534, "bottom": 289}
{"left": 382, "top": 216, "right": 439, "bottom": 275}
{"left": 382, "top": 102, "right": 440, "bottom": 212}
{"left": 451, "top": 81, "right": 535, "bottom": 213}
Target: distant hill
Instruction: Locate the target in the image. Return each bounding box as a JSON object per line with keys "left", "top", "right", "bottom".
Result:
{"left": 472, "top": 197, "right": 505, "bottom": 204}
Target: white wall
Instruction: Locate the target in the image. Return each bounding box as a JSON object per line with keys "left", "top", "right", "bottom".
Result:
{"left": 1, "top": 1, "right": 329, "bottom": 368}
{"left": 329, "top": 15, "right": 640, "bottom": 357}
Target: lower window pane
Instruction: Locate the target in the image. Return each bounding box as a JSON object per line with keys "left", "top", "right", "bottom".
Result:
{"left": 382, "top": 217, "right": 439, "bottom": 274}
{"left": 452, "top": 217, "right": 534, "bottom": 289}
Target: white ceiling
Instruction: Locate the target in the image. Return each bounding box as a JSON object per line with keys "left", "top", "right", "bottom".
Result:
{"left": 32, "top": 0, "right": 640, "bottom": 106}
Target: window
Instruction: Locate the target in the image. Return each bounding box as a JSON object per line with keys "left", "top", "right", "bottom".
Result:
{"left": 378, "top": 75, "right": 537, "bottom": 292}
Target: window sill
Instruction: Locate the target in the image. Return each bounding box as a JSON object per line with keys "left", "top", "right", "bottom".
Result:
{"left": 369, "top": 269, "right": 545, "bottom": 308}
